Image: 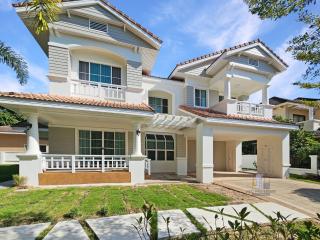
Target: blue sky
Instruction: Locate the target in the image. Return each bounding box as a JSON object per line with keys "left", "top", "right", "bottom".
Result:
{"left": 0, "top": 0, "right": 319, "bottom": 102}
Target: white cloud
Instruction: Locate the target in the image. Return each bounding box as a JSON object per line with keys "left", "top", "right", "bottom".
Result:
{"left": 151, "top": 0, "right": 266, "bottom": 50}
{"left": 0, "top": 73, "right": 25, "bottom": 92}
{"left": 28, "top": 62, "right": 48, "bottom": 84}
{"left": 0, "top": 0, "right": 13, "bottom": 12}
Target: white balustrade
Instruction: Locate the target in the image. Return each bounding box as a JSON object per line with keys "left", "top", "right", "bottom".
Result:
{"left": 145, "top": 158, "right": 151, "bottom": 176}
{"left": 236, "top": 101, "right": 264, "bottom": 116}
{"left": 42, "top": 154, "right": 129, "bottom": 172}
{"left": 70, "top": 79, "right": 125, "bottom": 101}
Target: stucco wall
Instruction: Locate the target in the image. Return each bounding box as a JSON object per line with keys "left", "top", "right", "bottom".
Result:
{"left": 214, "top": 141, "right": 226, "bottom": 171}
{"left": 49, "top": 127, "right": 75, "bottom": 154}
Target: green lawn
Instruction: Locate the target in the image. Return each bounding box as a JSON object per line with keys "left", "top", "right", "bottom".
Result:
{"left": 0, "top": 164, "right": 19, "bottom": 182}
{"left": 0, "top": 184, "right": 229, "bottom": 227}
{"left": 290, "top": 174, "right": 320, "bottom": 184}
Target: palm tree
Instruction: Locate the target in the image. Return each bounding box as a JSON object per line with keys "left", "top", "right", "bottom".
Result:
{"left": 0, "top": 0, "right": 61, "bottom": 85}
{"left": 0, "top": 41, "right": 28, "bottom": 85}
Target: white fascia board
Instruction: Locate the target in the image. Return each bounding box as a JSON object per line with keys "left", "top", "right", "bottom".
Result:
{"left": 205, "top": 117, "right": 298, "bottom": 130}
{"left": 178, "top": 108, "right": 297, "bottom": 130}
{"left": 0, "top": 97, "right": 154, "bottom": 118}
{"left": 142, "top": 75, "right": 185, "bottom": 86}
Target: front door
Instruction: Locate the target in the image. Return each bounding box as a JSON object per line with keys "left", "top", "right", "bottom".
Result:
{"left": 258, "top": 144, "right": 271, "bottom": 176}
{"left": 187, "top": 140, "right": 196, "bottom": 173}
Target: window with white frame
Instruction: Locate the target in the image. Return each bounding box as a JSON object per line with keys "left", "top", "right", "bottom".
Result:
{"left": 145, "top": 134, "right": 174, "bottom": 161}
{"left": 195, "top": 89, "right": 207, "bottom": 107}
{"left": 248, "top": 58, "right": 259, "bottom": 67}
{"left": 79, "top": 130, "right": 125, "bottom": 155}
{"left": 89, "top": 20, "right": 108, "bottom": 33}
{"left": 149, "top": 97, "right": 168, "bottom": 113}
{"left": 79, "top": 61, "right": 121, "bottom": 85}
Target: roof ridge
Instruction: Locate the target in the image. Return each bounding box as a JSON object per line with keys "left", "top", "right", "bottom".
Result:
{"left": 175, "top": 39, "right": 287, "bottom": 67}
{"left": 12, "top": 0, "right": 162, "bottom": 44}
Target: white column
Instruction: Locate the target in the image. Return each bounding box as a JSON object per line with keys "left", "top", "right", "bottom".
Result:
{"left": 25, "top": 114, "right": 40, "bottom": 155}
{"left": 224, "top": 78, "right": 231, "bottom": 100}
{"left": 225, "top": 141, "right": 242, "bottom": 172}
{"left": 308, "top": 107, "right": 314, "bottom": 120}
{"left": 17, "top": 113, "right": 42, "bottom": 186}
{"left": 281, "top": 133, "right": 290, "bottom": 178}
{"left": 310, "top": 155, "right": 318, "bottom": 174}
{"left": 132, "top": 123, "right": 142, "bottom": 156}
{"left": 196, "top": 123, "right": 214, "bottom": 183}
{"left": 262, "top": 85, "right": 269, "bottom": 105}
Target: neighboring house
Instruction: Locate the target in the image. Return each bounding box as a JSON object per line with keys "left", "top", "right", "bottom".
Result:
{"left": 270, "top": 96, "right": 320, "bottom": 131}
{"left": 0, "top": 124, "right": 49, "bottom": 164}
{"left": 0, "top": 0, "right": 297, "bottom": 186}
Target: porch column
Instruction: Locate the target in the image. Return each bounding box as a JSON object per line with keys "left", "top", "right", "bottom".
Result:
{"left": 129, "top": 122, "right": 145, "bottom": 184}
{"left": 225, "top": 141, "right": 242, "bottom": 172}
{"left": 224, "top": 78, "right": 231, "bottom": 100}
{"left": 262, "top": 85, "right": 269, "bottom": 105}
{"left": 281, "top": 133, "right": 290, "bottom": 178}
{"left": 17, "top": 113, "right": 42, "bottom": 186}
{"left": 132, "top": 123, "right": 142, "bottom": 156}
{"left": 196, "top": 123, "right": 214, "bottom": 183}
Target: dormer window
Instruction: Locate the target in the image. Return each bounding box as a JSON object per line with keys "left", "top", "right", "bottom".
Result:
{"left": 195, "top": 89, "right": 207, "bottom": 108}
{"left": 79, "top": 61, "right": 121, "bottom": 85}
{"left": 248, "top": 58, "right": 259, "bottom": 67}
{"left": 89, "top": 20, "right": 108, "bottom": 33}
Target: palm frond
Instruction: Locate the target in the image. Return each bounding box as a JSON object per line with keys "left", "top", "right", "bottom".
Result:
{"left": 0, "top": 41, "right": 28, "bottom": 85}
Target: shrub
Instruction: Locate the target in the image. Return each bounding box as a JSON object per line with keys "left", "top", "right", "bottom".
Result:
{"left": 96, "top": 207, "right": 108, "bottom": 217}
{"left": 63, "top": 207, "right": 81, "bottom": 219}
{"left": 12, "top": 174, "right": 27, "bottom": 188}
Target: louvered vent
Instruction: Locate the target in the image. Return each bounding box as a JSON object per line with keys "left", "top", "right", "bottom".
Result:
{"left": 89, "top": 20, "right": 108, "bottom": 33}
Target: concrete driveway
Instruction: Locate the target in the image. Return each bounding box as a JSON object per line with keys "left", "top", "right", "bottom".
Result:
{"left": 214, "top": 176, "right": 320, "bottom": 217}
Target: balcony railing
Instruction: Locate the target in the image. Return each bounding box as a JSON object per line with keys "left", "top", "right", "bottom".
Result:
{"left": 42, "top": 154, "right": 152, "bottom": 174}
{"left": 236, "top": 101, "right": 264, "bottom": 116}
{"left": 70, "top": 79, "right": 125, "bottom": 101}
{"left": 42, "top": 154, "right": 129, "bottom": 172}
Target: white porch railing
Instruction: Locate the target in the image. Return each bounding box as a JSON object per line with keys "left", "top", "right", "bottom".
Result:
{"left": 70, "top": 79, "right": 126, "bottom": 101}
{"left": 42, "top": 154, "right": 129, "bottom": 172}
{"left": 237, "top": 101, "right": 264, "bottom": 116}
{"left": 145, "top": 158, "right": 151, "bottom": 176}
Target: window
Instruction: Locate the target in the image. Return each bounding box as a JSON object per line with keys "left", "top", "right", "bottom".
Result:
{"left": 292, "top": 114, "right": 306, "bottom": 123}
{"left": 195, "top": 89, "right": 207, "bottom": 107}
{"left": 40, "top": 145, "right": 49, "bottom": 153}
{"left": 248, "top": 58, "right": 259, "bottom": 67}
{"left": 242, "top": 141, "right": 257, "bottom": 155}
{"left": 79, "top": 61, "right": 121, "bottom": 85}
{"left": 79, "top": 130, "right": 125, "bottom": 155}
{"left": 89, "top": 20, "right": 108, "bottom": 33}
{"left": 149, "top": 97, "right": 168, "bottom": 113}
{"left": 219, "top": 95, "right": 224, "bottom": 102}
{"left": 145, "top": 134, "right": 174, "bottom": 161}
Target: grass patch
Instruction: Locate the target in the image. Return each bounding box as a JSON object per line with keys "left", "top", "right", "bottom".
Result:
{"left": 289, "top": 174, "right": 320, "bottom": 184}
{"left": 0, "top": 164, "right": 19, "bottom": 182}
{"left": 0, "top": 184, "right": 229, "bottom": 227}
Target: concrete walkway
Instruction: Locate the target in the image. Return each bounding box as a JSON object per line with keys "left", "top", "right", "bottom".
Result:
{"left": 215, "top": 177, "right": 320, "bottom": 217}
{"left": 0, "top": 202, "right": 310, "bottom": 240}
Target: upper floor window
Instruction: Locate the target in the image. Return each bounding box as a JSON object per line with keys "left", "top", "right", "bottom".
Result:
{"left": 195, "top": 89, "right": 207, "bottom": 107}
{"left": 149, "top": 97, "right": 168, "bottom": 114}
{"left": 248, "top": 58, "right": 259, "bottom": 67}
{"left": 89, "top": 20, "right": 108, "bottom": 33}
{"left": 79, "top": 61, "right": 121, "bottom": 85}
{"left": 293, "top": 114, "right": 306, "bottom": 123}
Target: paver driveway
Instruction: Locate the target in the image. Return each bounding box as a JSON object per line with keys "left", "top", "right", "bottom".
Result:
{"left": 215, "top": 176, "right": 320, "bottom": 217}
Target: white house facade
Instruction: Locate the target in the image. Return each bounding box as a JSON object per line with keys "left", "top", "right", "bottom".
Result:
{"left": 0, "top": 0, "right": 297, "bottom": 186}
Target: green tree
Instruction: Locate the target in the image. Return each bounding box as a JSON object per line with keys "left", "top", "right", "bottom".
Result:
{"left": 0, "top": 107, "right": 25, "bottom": 126}
{"left": 244, "top": 0, "right": 320, "bottom": 90}
{"left": 290, "top": 129, "right": 320, "bottom": 168}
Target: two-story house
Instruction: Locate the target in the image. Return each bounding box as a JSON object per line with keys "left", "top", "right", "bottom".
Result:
{"left": 0, "top": 0, "right": 297, "bottom": 186}
{"left": 270, "top": 97, "right": 320, "bottom": 131}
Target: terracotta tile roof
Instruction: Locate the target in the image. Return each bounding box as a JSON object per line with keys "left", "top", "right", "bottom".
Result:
{"left": 179, "top": 105, "right": 288, "bottom": 124}
{"left": 175, "top": 39, "right": 288, "bottom": 68}
{"left": 12, "top": 0, "right": 162, "bottom": 44}
{"left": 0, "top": 92, "right": 154, "bottom": 112}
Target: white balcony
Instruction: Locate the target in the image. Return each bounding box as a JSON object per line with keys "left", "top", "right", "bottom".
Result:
{"left": 70, "top": 79, "right": 126, "bottom": 101}
{"left": 237, "top": 101, "right": 264, "bottom": 116}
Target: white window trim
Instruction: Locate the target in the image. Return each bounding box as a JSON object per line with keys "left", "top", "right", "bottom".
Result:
{"left": 194, "top": 88, "right": 209, "bottom": 108}
{"left": 79, "top": 60, "right": 122, "bottom": 85}
{"left": 145, "top": 133, "right": 176, "bottom": 161}
{"left": 89, "top": 19, "right": 109, "bottom": 33}
{"left": 76, "top": 128, "right": 128, "bottom": 155}
{"left": 248, "top": 58, "right": 259, "bottom": 67}
{"left": 148, "top": 96, "right": 169, "bottom": 114}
